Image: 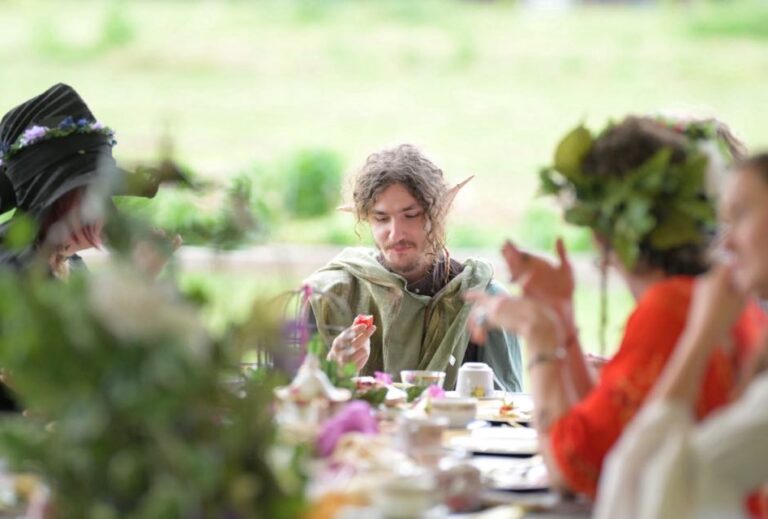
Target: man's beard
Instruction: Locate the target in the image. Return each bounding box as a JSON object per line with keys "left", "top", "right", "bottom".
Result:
{"left": 378, "top": 240, "right": 427, "bottom": 277}
{"left": 380, "top": 254, "right": 423, "bottom": 276}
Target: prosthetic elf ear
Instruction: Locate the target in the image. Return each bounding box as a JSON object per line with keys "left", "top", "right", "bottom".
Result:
{"left": 444, "top": 175, "right": 474, "bottom": 209}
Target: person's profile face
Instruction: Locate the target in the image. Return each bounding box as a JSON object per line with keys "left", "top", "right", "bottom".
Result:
{"left": 48, "top": 204, "right": 104, "bottom": 254}
{"left": 720, "top": 167, "right": 768, "bottom": 297}
{"left": 369, "top": 183, "right": 430, "bottom": 279}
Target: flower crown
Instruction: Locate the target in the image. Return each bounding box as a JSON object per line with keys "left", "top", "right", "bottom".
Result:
{"left": 0, "top": 116, "right": 116, "bottom": 168}
{"left": 539, "top": 117, "right": 733, "bottom": 268}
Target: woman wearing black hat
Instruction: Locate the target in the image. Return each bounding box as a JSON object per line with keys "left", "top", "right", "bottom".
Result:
{"left": 0, "top": 84, "right": 180, "bottom": 410}
{"left": 0, "top": 83, "right": 180, "bottom": 278}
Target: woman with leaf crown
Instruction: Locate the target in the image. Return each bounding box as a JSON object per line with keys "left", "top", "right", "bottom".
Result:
{"left": 465, "top": 115, "right": 765, "bottom": 499}
{"left": 595, "top": 153, "right": 768, "bottom": 519}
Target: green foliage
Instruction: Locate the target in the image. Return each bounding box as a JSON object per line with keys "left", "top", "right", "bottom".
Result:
{"left": 406, "top": 386, "right": 426, "bottom": 403}
{"left": 540, "top": 120, "right": 719, "bottom": 269}
{"left": 306, "top": 334, "right": 387, "bottom": 405}
{"left": 686, "top": 0, "right": 768, "bottom": 40}
{"left": 115, "top": 174, "right": 270, "bottom": 250}
{"left": 282, "top": 150, "right": 343, "bottom": 219}
{"left": 0, "top": 204, "right": 307, "bottom": 517}
{"left": 100, "top": 1, "right": 135, "bottom": 49}
{"left": 274, "top": 213, "right": 363, "bottom": 246}
{"left": 0, "top": 264, "right": 305, "bottom": 518}
{"left": 3, "top": 213, "right": 38, "bottom": 251}
{"left": 553, "top": 125, "right": 593, "bottom": 183}
{"left": 307, "top": 334, "right": 355, "bottom": 392}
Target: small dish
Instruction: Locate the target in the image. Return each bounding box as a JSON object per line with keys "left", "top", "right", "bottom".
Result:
{"left": 447, "top": 427, "right": 538, "bottom": 457}
{"left": 472, "top": 455, "right": 549, "bottom": 492}
{"left": 400, "top": 370, "right": 446, "bottom": 388}
{"left": 445, "top": 389, "right": 506, "bottom": 400}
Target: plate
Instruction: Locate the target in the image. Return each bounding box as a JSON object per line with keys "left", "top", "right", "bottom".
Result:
{"left": 447, "top": 427, "right": 538, "bottom": 457}
{"left": 471, "top": 455, "right": 549, "bottom": 492}
{"left": 475, "top": 393, "right": 534, "bottom": 425}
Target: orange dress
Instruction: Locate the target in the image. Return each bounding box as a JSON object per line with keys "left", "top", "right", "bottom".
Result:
{"left": 550, "top": 276, "right": 764, "bottom": 498}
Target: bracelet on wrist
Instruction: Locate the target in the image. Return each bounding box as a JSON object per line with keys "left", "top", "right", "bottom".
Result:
{"left": 527, "top": 346, "right": 567, "bottom": 371}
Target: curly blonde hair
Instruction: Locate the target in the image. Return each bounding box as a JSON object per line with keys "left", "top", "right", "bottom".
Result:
{"left": 352, "top": 144, "right": 450, "bottom": 258}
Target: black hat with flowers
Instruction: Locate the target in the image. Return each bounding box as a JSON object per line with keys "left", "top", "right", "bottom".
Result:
{"left": 0, "top": 83, "right": 129, "bottom": 219}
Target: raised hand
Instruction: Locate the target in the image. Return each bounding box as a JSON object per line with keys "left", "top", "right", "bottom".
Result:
{"left": 686, "top": 264, "right": 749, "bottom": 345}
{"left": 328, "top": 322, "right": 376, "bottom": 371}
{"left": 501, "top": 237, "right": 575, "bottom": 307}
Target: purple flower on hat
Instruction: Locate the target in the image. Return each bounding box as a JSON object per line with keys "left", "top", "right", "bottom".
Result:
{"left": 3, "top": 119, "right": 116, "bottom": 162}
{"left": 374, "top": 371, "right": 393, "bottom": 385}
{"left": 59, "top": 116, "right": 75, "bottom": 130}
{"left": 19, "top": 125, "right": 48, "bottom": 146}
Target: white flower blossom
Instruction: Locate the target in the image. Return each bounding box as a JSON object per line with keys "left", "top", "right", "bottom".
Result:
{"left": 87, "top": 267, "right": 209, "bottom": 358}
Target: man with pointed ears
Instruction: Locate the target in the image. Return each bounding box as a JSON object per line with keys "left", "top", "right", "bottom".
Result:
{"left": 305, "top": 144, "right": 523, "bottom": 391}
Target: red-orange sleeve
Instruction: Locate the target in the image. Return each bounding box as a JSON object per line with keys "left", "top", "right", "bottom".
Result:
{"left": 549, "top": 283, "right": 690, "bottom": 497}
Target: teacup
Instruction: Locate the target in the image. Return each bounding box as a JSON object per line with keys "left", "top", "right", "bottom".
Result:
{"left": 398, "top": 413, "right": 449, "bottom": 457}
{"left": 431, "top": 398, "right": 477, "bottom": 428}
{"left": 372, "top": 472, "right": 438, "bottom": 518}
{"left": 400, "top": 370, "right": 446, "bottom": 388}
{"left": 456, "top": 362, "right": 494, "bottom": 398}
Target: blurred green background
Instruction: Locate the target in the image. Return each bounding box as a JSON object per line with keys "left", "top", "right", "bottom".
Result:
{"left": 3, "top": 0, "right": 767, "bottom": 356}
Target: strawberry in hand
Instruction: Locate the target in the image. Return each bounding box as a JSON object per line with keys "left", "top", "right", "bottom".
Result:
{"left": 353, "top": 314, "right": 374, "bottom": 328}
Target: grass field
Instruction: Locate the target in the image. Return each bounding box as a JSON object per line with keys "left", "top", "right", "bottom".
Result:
{"left": 3, "top": 0, "right": 768, "bottom": 234}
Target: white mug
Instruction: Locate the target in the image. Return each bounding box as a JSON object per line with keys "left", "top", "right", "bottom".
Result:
{"left": 456, "top": 362, "right": 494, "bottom": 398}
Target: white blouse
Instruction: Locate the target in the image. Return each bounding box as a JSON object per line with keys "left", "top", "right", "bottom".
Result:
{"left": 594, "top": 374, "right": 768, "bottom": 519}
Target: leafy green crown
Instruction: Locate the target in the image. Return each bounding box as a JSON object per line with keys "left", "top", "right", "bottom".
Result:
{"left": 539, "top": 117, "right": 730, "bottom": 268}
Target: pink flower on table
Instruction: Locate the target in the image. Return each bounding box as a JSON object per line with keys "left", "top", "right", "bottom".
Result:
{"left": 374, "top": 371, "right": 392, "bottom": 385}
{"left": 426, "top": 384, "right": 445, "bottom": 400}
{"left": 315, "top": 401, "right": 378, "bottom": 458}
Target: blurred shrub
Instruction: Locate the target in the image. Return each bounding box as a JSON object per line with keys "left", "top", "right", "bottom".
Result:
{"left": 292, "top": 0, "right": 340, "bottom": 22}
{"left": 0, "top": 250, "right": 305, "bottom": 518}
{"left": 33, "top": 1, "right": 135, "bottom": 60}
{"left": 115, "top": 175, "right": 271, "bottom": 250}
{"left": 448, "top": 222, "right": 507, "bottom": 248}
{"left": 116, "top": 148, "right": 348, "bottom": 247}
{"left": 274, "top": 213, "right": 363, "bottom": 246}
{"left": 282, "top": 149, "right": 344, "bottom": 219}
{"left": 100, "top": 1, "right": 135, "bottom": 49}
{"left": 686, "top": 0, "right": 768, "bottom": 40}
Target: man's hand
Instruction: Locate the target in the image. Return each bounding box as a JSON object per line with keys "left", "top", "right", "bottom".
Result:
{"left": 328, "top": 323, "right": 376, "bottom": 371}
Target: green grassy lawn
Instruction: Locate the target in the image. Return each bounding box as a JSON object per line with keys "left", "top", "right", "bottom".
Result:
{"left": 2, "top": 0, "right": 768, "bottom": 245}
